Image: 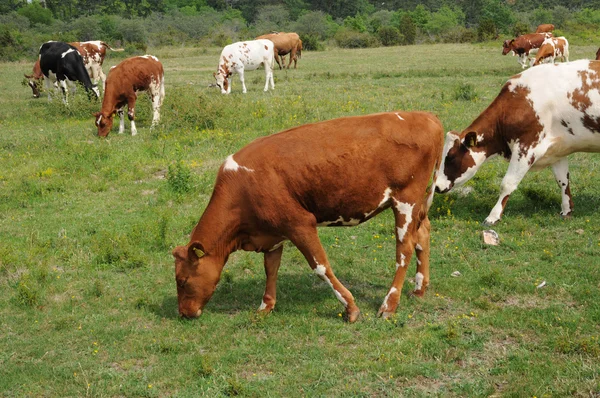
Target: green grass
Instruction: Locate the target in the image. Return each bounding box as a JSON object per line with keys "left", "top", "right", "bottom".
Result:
{"left": 1, "top": 42, "right": 600, "bottom": 397}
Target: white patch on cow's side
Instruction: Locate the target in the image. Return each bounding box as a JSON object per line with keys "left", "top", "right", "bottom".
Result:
{"left": 393, "top": 200, "right": 414, "bottom": 243}
{"left": 415, "top": 272, "right": 424, "bottom": 291}
{"left": 396, "top": 253, "right": 406, "bottom": 270}
{"left": 395, "top": 112, "right": 405, "bottom": 121}
{"left": 61, "top": 48, "right": 76, "bottom": 58}
{"left": 317, "top": 216, "right": 361, "bottom": 227}
{"left": 364, "top": 187, "right": 392, "bottom": 219}
{"left": 223, "top": 154, "right": 254, "bottom": 172}
{"left": 258, "top": 301, "right": 268, "bottom": 311}
{"left": 86, "top": 40, "right": 103, "bottom": 50}
{"left": 381, "top": 287, "right": 398, "bottom": 311}
{"left": 313, "top": 262, "right": 348, "bottom": 306}
{"left": 141, "top": 55, "right": 160, "bottom": 62}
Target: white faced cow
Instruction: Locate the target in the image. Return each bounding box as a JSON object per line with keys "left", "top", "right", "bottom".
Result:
{"left": 435, "top": 60, "right": 600, "bottom": 225}
{"left": 173, "top": 111, "right": 443, "bottom": 322}
{"left": 214, "top": 39, "right": 275, "bottom": 94}
{"left": 38, "top": 41, "right": 99, "bottom": 103}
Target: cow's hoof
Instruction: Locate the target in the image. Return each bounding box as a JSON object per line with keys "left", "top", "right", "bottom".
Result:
{"left": 377, "top": 310, "right": 394, "bottom": 319}
{"left": 411, "top": 289, "right": 426, "bottom": 298}
{"left": 345, "top": 307, "right": 360, "bottom": 323}
{"left": 560, "top": 213, "right": 572, "bottom": 220}
{"left": 482, "top": 218, "right": 498, "bottom": 226}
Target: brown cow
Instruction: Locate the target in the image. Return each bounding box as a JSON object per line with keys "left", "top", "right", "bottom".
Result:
{"left": 94, "top": 55, "right": 164, "bottom": 137}
{"left": 435, "top": 60, "right": 600, "bottom": 225}
{"left": 173, "top": 111, "right": 444, "bottom": 322}
{"left": 256, "top": 32, "right": 301, "bottom": 69}
{"left": 502, "top": 33, "right": 553, "bottom": 69}
{"left": 24, "top": 59, "right": 44, "bottom": 98}
{"left": 532, "top": 36, "right": 569, "bottom": 66}
{"left": 535, "top": 24, "right": 555, "bottom": 33}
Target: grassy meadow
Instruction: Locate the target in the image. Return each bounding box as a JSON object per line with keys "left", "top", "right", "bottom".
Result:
{"left": 1, "top": 42, "right": 600, "bottom": 397}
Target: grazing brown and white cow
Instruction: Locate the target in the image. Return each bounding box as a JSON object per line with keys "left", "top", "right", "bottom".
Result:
{"left": 435, "top": 60, "right": 600, "bottom": 225}
{"left": 173, "top": 111, "right": 444, "bottom": 322}
{"left": 502, "top": 33, "right": 552, "bottom": 69}
{"left": 214, "top": 40, "right": 275, "bottom": 94}
{"left": 24, "top": 59, "right": 44, "bottom": 98}
{"left": 256, "top": 32, "right": 302, "bottom": 69}
{"left": 535, "top": 24, "right": 555, "bottom": 33}
{"left": 69, "top": 41, "right": 123, "bottom": 90}
{"left": 94, "top": 55, "right": 164, "bottom": 137}
{"left": 532, "top": 36, "right": 569, "bottom": 66}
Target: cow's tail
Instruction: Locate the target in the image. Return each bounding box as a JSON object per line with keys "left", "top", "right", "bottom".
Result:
{"left": 101, "top": 41, "right": 124, "bottom": 52}
{"left": 297, "top": 41, "right": 302, "bottom": 59}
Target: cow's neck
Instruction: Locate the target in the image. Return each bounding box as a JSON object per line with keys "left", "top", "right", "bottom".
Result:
{"left": 465, "top": 97, "right": 513, "bottom": 158}
{"left": 189, "top": 191, "right": 241, "bottom": 260}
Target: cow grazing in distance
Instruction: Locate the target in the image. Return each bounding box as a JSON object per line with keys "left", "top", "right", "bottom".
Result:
{"left": 502, "top": 33, "right": 553, "bottom": 69}
{"left": 69, "top": 41, "right": 124, "bottom": 90}
{"left": 256, "top": 32, "right": 302, "bottom": 69}
{"left": 435, "top": 60, "right": 600, "bottom": 225}
{"left": 24, "top": 59, "right": 44, "bottom": 98}
{"left": 535, "top": 24, "right": 555, "bottom": 33}
{"left": 532, "top": 36, "right": 569, "bottom": 66}
{"left": 94, "top": 55, "right": 164, "bottom": 137}
{"left": 214, "top": 40, "right": 275, "bottom": 94}
{"left": 38, "top": 41, "right": 99, "bottom": 103}
{"left": 173, "top": 111, "right": 444, "bottom": 322}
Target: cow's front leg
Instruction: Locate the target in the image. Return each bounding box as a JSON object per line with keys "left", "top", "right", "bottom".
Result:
{"left": 59, "top": 80, "right": 69, "bottom": 104}
{"left": 551, "top": 158, "right": 574, "bottom": 218}
{"left": 413, "top": 215, "right": 431, "bottom": 297}
{"left": 258, "top": 245, "right": 284, "bottom": 314}
{"left": 264, "top": 66, "right": 274, "bottom": 92}
{"left": 127, "top": 97, "right": 137, "bottom": 135}
{"left": 485, "top": 154, "right": 531, "bottom": 225}
{"left": 117, "top": 108, "right": 125, "bottom": 134}
{"left": 287, "top": 224, "right": 360, "bottom": 322}
{"left": 378, "top": 198, "right": 418, "bottom": 318}
{"left": 238, "top": 70, "right": 247, "bottom": 94}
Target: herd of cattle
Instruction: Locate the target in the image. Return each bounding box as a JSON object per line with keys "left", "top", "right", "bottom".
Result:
{"left": 22, "top": 27, "right": 600, "bottom": 321}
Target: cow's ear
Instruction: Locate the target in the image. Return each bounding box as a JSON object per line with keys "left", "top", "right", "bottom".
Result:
{"left": 463, "top": 131, "right": 478, "bottom": 148}
{"left": 93, "top": 111, "right": 101, "bottom": 118}
{"left": 213, "top": 72, "right": 217, "bottom": 78}
{"left": 188, "top": 241, "right": 206, "bottom": 261}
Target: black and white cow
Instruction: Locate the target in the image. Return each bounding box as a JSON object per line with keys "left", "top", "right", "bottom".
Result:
{"left": 435, "top": 59, "right": 600, "bottom": 224}
{"left": 38, "top": 41, "right": 99, "bottom": 103}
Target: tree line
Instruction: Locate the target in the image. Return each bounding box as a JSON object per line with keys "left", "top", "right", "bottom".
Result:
{"left": 2, "top": 0, "right": 600, "bottom": 61}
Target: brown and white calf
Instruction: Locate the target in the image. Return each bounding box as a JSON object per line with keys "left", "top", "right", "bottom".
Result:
{"left": 535, "top": 24, "right": 554, "bottom": 33}
{"left": 214, "top": 39, "right": 275, "bottom": 94}
{"left": 24, "top": 59, "right": 44, "bottom": 98}
{"left": 435, "top": 60, "right": 600, "bottom": 225}
{"left": 173, "top": 111, "right": 443, "bottom": 322}
{"left": 94, "top": 55, "right": 164, "bottom": 137}
{"left": 69, "top": 41, "right": 123, "bottom": 90}
{"left": 532, "top": 36, "right": 569, "bottom": 66}
{"left": 502, "top": 33, "right": 552, "bottom": 69}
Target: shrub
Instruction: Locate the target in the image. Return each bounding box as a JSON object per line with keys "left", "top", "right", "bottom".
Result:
{"left": 299, "top": 33, "right": 322, "bottom": 51}
{"left": 377, "top": 26, "right": 402, "bottom": 46}
{"left": 334, "top": 28, "right": 380, "bottom": 49}
{"left": 453, "top": 83, "right": 478, "bottom": 101}
{"left": 398, "top": 13, "right": 416, "bottom": 45}
{"left": 17, "top": 2, "right": 53, "bottom": 26}
{"left": 512, "top": 21, "right": 530, "bottom": 37}
{"left": 167, "top": 161, "right": 193, "bottom": 194}
{"left": 477, "top": 18, "right": 498, "bottom": 41}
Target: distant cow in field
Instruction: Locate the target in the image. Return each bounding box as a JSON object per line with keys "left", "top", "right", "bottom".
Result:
{"left": 535, "top": 24, "right": 555, "bottom": 33}
{"left": 69, "top": 41, "right": 123, "bottom": 90}
{"left": 532, "top": 36, "right": 569, "bottom": 66}
{"left": 435, "top": 60, "right": 600, "bottom": 225}
{"left": 502, "top": 33, "right": 552, "bottom": 69}
{"left": 94, "top": 55, "right": 164, "bottom": 137}
{"left": 24, "top": 59, "right": 44, "bottom": 98}
{"left": 256, "top": 32, "right": 302, "bottom": 69}
{"left": 173, "top": 111, "right": 443, "bottom": 322}
{"left": 214, "top": 40, "right": 275, "bottom": 94}
{"left": 38, "top": 41, "right": 99, "bottom": 103}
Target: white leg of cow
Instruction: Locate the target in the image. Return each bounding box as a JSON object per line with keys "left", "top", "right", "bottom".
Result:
{"left": 239, "top": 69, "right": 247, "bottom": 94}
{"left": 117, "top": 108, "right": 125, "bottom": 134}
{"left": 378, "top": 197, "right": 418, "bottom": 318}
{"left": 286, "top": 222, "right": 360, "bottom": 322}
{"left": 258, "top": 245, "right": 284, "bottom": 314}
{"left": 485, "top": 156, "right": 531, "bottom": 225}
{"left": 59, "top": 80, "right": 69, "bottom": 104}
{"left": 551, "top": 158, "right": 574, "bottom": 217}
{"left": 413, "top": 216, "right": 431, "bottom": 297}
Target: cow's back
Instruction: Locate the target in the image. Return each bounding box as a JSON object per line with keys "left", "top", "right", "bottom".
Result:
{"left": 106, "top": 55, "right": 163, "bottom": 91}
{"left": 224, "top": 111, "right": 443, "bottom": 223}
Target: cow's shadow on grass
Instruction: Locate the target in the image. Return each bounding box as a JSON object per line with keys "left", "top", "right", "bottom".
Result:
{"left": 151, "top": 271, "right": 401, "bottom": 321}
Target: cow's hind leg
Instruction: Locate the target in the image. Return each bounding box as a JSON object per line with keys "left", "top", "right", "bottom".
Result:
{"left": 258, "top": 245, "right": 284, "bottom": 314}
{"left": 286, "top": 221, "right": 360, "bottom": 322}
{"left": 150, "top": 78, "right": 164, "bottom": 127}
{"left": 127, "top": 96, "right": 138, "bottom": 135}
{"left": 378, "top": 196, "right": 419, "bottom": 318}
{"left": 117, "top": 108, "right": 125, "bottom": 134}
{"left": 412, "top": 215, "right": 431, "bottom": 297}
{"left": 551, "top": 158, "right": 574, "bottom": 218}
{"left": 239, "top": 69, "right": 247, "bottom": 94}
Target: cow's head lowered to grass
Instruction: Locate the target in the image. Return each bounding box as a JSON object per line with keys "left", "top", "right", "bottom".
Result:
{"left": 172, "top": 242, "right": 223, "bottom": 318}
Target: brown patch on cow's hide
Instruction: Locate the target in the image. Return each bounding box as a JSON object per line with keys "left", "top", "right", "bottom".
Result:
{"left": 264, "top": 45, "right": 268, "bottom": 50}
{"left": 502, "top": 85, "right": 544, "bottom": 158}
{"left": 560, "top": 119, "right": 575, "bottom": 135}
{"left": 568, "top": 68, "right": 600, "bottom": 133}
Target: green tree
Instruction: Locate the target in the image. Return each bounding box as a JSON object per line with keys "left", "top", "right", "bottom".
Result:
{"left": 480, "top": 0, "right": 514, "bottom": 33}
{"left": 17, "top": 2, "right": 53, "bottom": 25}
{"left": 410, "top": 5, "right": 430, "bottom": 30}
{"left": 425, "top": 6, "right": 465, "bottom": 36}
{"left": 398, "top": 13, "right": 416, "bottom": 44}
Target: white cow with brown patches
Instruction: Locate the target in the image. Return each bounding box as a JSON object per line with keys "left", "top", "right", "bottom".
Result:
{"left": 213, "top": 39, "right": 275, "bottom": 94}
{"left": 173, "top": 111, "right": 444, "bottom": 322}
{"left": 502, "top": 33, "right": 553, "bottom": 69}
{"left": 69, "top": 41, "right": 124, "bottom": 90}
{"left": 532, "top": 36, "right": 569, "bottom": 66}
{"left": 435, "top": 60, "right": 600, "bottom": 225}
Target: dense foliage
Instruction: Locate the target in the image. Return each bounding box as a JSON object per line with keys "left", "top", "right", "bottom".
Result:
{"left": 2, "top": 0, "right": 600, "bottom": 60}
